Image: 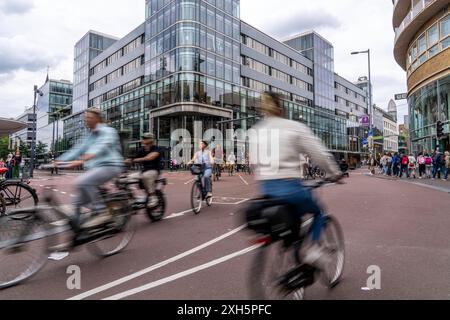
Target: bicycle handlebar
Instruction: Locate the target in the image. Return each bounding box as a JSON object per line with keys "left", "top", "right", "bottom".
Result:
{"left": 307, "top": 173, "right": 347, "bottom": 189}
{"left": 40, "top": 162, "right": 73, "bottom": 170}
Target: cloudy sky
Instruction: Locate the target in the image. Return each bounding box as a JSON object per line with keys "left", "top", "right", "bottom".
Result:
{"left": 0, "top": 0, "right": 408, "bottom": 122}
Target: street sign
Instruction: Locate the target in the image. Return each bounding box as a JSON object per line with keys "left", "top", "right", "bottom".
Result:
{"left": 363, "top": 138, "right": 368, "bottom": 146}
{"left": 395, "top": 93, "right": 407, "bottom": 101}
{"left": 359, "top": 115, "right": 370, "bottom": 127}
{"left": 368, "top": 130, "right": 373, "bottom": 137}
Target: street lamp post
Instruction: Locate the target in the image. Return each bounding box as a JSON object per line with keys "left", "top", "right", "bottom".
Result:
{"left": 30, "top": 85, "right": 44, "bottom": 178}
{"left": 351, "top": 49, "right": 373, "bottom": 157}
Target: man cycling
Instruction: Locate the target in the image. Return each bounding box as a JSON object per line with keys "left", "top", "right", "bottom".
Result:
{"left": 56, "top": 108, "right": 124, "bottom": 231}
{"left": 251, "top": 91, "right": 342, "bottom": 270}
{"left": 127, "top": 133, "right": 161, "bottom": 208}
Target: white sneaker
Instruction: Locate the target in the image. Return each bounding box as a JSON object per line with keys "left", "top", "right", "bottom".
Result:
{"left": 206, "top": 192, "right": 213, "bottom": 199}
{"left": 148, "top": 196, "right": 159, "bottom": 208}
{"left": 303, "top": 244, "right": 329, "bottom": 271}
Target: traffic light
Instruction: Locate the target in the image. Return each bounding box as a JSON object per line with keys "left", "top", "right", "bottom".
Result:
{"left": 437, "top": 121, "right": 444, "bottom": 139}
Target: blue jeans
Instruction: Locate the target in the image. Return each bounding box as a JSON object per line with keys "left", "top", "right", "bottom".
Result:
{"left": 260, "top": 179, "right": 324, "bottom": 242}
{"left": 199, "top": 168, "right": 212, "bottom": 193}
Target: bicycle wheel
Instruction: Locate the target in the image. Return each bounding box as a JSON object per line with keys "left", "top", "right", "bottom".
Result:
{"left": 318, "top": 215, "right": 345, "bottom": 288}
{"left": 87, "top": 200, "right": 135, "bottom": 258}
{"left": 191, "top": 182, "right": 202, "bottom": 214}
{"left": 0, "top": 209, "right": 49, "bottom": 289}
{"left": 319, "top": 170, "right": 327, "bottom": 180}
{"left": 1, "top": 182, "right": 39, "bottom": 213}
{"left": 146, "top": 190, "right": 166, "bottom": 222}
{"left": 249, "top": 242, "right": 311, "bottom": 300}
{"left": 0, "top": 195, "right": 5, "bottom": 216}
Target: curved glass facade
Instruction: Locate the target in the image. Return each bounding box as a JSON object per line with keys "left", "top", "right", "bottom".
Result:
{"left": 409, "top": 74, "right": 450, "bottom": 153}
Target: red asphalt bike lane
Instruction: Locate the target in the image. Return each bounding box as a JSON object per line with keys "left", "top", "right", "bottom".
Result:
{"left": 1, "top": 169, "right": 450, "bottom": 300}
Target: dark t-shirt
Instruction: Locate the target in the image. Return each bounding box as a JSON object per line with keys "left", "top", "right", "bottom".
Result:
{"left": 136, "top": 146, "right": 161, "bottom": 172}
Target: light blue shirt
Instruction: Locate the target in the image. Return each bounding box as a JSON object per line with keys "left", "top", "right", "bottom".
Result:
{"left": 195, "top": 150, "right": 212, "bottom": 168}
{"left": 58, "top": 124, "right": 124, "bottom": 169}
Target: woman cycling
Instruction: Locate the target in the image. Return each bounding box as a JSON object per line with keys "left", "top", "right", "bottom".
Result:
{"left": 189, "top": 140, "right": 214, "bottom": 199}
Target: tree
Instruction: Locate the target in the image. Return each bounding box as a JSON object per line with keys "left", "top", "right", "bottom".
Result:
{"left": 0, "top": 136, "right": 11, "bottom": 160}
{"left": 19, "top": 142, "right": 30, "bottom": 158}
{"left": 36, "top": 141, "right": 48, "bottom": 157}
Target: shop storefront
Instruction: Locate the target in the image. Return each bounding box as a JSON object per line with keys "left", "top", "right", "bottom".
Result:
{"left": 409, "top": 74, "right": 450, "bottom": 153}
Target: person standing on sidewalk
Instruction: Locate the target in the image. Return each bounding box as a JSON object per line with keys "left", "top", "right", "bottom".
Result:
{"left": 425, "top": 153, "right": 433, "bottom": 179}
{"left": 417, "top": 152, "right": 426, "bottom": 179}
{"left": 432, "top": 149, "right": 443, "bottom": 180}
{"left": 392, "top": 153, "right": 400, "bottom": 177}
{"left": 399, "top": 154, "right": 409, "bottom": 179}
{"left": 444, "top": 151, "right": 450, "bottom": 181}
{"left": 408, "top": 153, "right": 417, "bottom": 179}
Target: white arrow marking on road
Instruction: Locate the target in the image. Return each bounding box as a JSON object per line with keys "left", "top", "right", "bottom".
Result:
{"left": 103, "top": 245, "right": 261, "bottom": 300}
{"left": 67, "top": 224, "right": 247, "bottom": 300}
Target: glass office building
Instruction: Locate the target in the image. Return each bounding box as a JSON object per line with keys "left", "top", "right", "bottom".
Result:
{"left": 35, "top": 79, "right": 73, "bottom": 156}
{"left": 68, "top": 0, "right": 371, "bottom": 161}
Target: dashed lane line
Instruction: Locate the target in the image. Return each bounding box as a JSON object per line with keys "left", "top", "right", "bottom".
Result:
{"left": 67, "top": 224, "right": 247, "bottom": 300}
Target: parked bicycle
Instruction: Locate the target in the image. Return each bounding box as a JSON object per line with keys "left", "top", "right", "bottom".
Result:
{"left": 304, "top": 165, "right": 327, "bottom": 180}
{"left": 189, "top": 164, "right": 213, "bottom": 214}
{"left": 0, "top": 163, "right": 136, "bottom": 290}
{"left": 0, "top": 167, "right": 39, "bottom": 215}
{"left": 244, "top": 178, "right": 345, "bottom": 300}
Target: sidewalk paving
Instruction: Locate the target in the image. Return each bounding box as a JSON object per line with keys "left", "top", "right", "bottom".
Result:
{"left": 366, "top": 172, "right": 450, "bottom": 193}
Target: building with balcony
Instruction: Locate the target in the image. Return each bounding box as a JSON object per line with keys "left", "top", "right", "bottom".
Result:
{"left": 393, "top": 0, "right": 450, "bottom": 154}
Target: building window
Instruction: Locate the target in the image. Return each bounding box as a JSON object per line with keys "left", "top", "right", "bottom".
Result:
{"left": 441, "top": 15, "right": 450, "bottom": 39}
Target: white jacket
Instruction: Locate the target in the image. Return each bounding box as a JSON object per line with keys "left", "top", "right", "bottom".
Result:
{"left": 250, "top": 117, "right": 341, "bottom": 180}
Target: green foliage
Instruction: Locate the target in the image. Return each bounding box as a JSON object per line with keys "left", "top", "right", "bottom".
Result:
{"left": 0, "top": 136, "right": 10, "bottom": 160}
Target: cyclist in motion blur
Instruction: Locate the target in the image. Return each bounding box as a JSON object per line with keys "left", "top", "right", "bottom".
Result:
{"left": 251, "top": 91, "right": 342, "bottom": 269}
{"left": 55, "top": 108, "right": 124, "bottom": 231}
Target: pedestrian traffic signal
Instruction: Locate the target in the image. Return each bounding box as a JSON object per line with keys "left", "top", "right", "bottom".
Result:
{"left": 437, "top": 121, "right": 444, "bottom": 139}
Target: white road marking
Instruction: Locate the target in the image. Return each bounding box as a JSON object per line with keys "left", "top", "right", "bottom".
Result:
{"left": 184, "top": 178, "right": 195, "bottom": 185}
{"left": 103, "top": 245, "right": 261, "bottom": 300}
{"left": 45, "top": 187, "right": 51, "bottom": 190}
{"left": 70, "top": 194, "right": 77, "bottom": 198}
{"left": 238, "top": 175, "right": 249, "bottom": 186}
{"left": 52, "top": 189, "right": 59, "bottom": 192}
{"left": 234, "top": 198, "right": 250, "bottom": 205}
{"left": 163, "top": 209, "right": 193, "bottom": 220}
{"left": 67, "top": 224, "right": 247, "bottom": 300}
{"left": 60, "top": 192, "right": 67, "bottom": 195}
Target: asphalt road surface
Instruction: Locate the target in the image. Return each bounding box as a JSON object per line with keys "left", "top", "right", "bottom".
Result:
{"left": 1, "top": 169, "right": 450, "bottom": 300}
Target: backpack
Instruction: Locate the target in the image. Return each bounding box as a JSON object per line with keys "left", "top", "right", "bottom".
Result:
{"left": 425, "top": 157, "right": 432, "bottom": 165}
{"left": 401, "top": 156, "right": 409, "bottom": 166}
{"left": 418, "top": 156, "right": 425, "bottom": 165}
